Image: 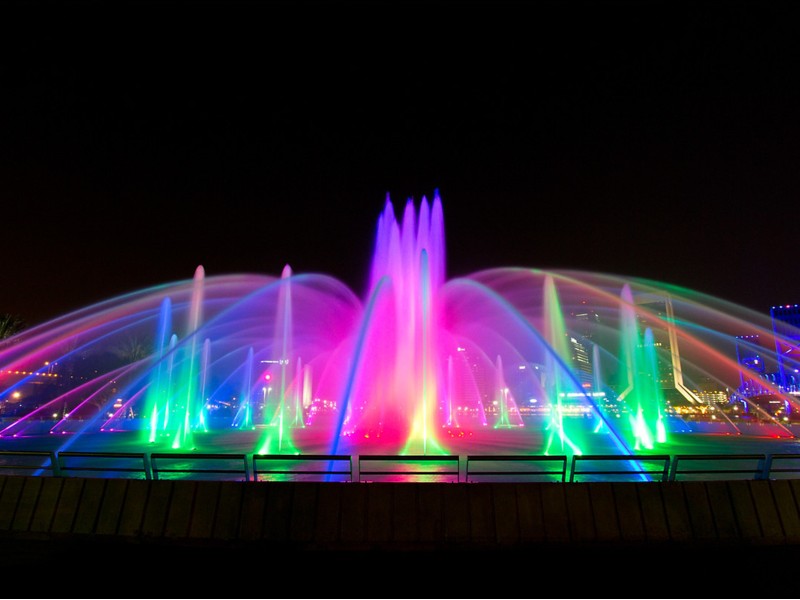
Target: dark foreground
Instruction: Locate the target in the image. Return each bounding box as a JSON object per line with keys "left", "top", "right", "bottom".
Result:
{"left": 3, "top": 473, "right": 800, "bottom": 597}
{"left": 2, "top": 535, "right": 797, "bottom": 598}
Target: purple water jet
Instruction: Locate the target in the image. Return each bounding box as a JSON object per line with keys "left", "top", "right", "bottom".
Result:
{"left": 1, "top": 190, "right": 800, "bottom": 460}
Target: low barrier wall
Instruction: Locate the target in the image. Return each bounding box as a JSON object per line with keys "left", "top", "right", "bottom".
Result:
{"left": 2, "top": 474, "right": 800, "bottom": 552}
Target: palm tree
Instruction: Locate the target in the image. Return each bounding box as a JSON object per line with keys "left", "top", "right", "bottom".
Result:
{"left": 112, "top": 335, "right": 152, "bottom": 364}
{"left": 0, "top": 313, "right": 25, "bottom": 340}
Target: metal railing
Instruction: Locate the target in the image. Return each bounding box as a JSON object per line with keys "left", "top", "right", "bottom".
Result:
{"left": 253, "top": 454, "right": 352, "bottom": 482}
{"left": 669, "top": 453, "right": 768, "bottom": 481}
{"left": 151, "top": 452, "right": 250, "bottom": 481}
{"left": 57, "top": 451, "right": 149, "bottom": 479}
{"left": 466, "top": 455, "right": 568, "bottom": 482}
{"left": 570, "top": 454, "right": 671, "bottom": 482}
{"left": 3, "top": 450, "right": 800, "bottom": 482}
{"left": 357, "top": 454, "right": 460, "bottom": 482}
{"left": 0, "top": 450, "right": 57, "bottom": 477}
{"left": 762, "top": 453, "right": 800, "bottom": 479}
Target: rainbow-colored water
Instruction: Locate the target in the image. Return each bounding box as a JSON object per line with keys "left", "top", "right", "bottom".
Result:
{"left": 2, "top": 191, "right": 800, "bottom": 459}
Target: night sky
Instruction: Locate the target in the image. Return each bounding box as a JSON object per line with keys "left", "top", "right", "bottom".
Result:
{"left": 2, "top": 0, "right": 799, "bottom": 327}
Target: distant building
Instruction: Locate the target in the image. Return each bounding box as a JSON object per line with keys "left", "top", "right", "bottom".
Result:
{"left": 735, "top": 334, "right": 771, "bottom": 395}
{"left": 731, "top": 304, "right": 800, "bottom": 421}
{"left": 770, "top": 304, "right": 800, "bottom": 392}
{"left": 570, "top": 306, "right": 599, "bottom": 391}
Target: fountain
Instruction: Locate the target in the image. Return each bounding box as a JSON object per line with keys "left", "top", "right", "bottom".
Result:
{"left": 1, "top": 190, "right": 800, "bottom": 463}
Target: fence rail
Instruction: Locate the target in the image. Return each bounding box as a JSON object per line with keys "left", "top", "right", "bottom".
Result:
{"left": 57, "top": 451, "right": 149, "bottom": 479}
{"left": 151, "top": 452, "right": 250, "bottom": 481}
{"left": 466, "top": 455, "right": 568, "bottom": 482}
{"left": 357, "top": 454, "right": 460, "bottom": 482}
{"left": 0, "top": 450, "right": 57, "bottom": 477}
{"left": 3, "top": 450, "right": 800, "bottom": 482}
{"left": 763, "top": 453, "right": 800, "bottom": 479}
{"left": 669, "top": 453, "right": 768, "bottom": 481}
{"left": 253, "top": 454, "right": 352, "bottom": 482}
{"left": 570, "top": 454, "right": 671, "bottom": 482}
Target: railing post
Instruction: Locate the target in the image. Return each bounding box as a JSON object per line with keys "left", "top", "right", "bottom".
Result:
{"left": 760, "top": 454, "right": 773, "bottom": 480}
{"left": 569, "top": 455, "right": 578, "bottom": 482}
{"left": 668, "top": 455, "right": 679, "bottom": 481}
{"left": 144, "top": 453, "right": 155, "bottom": 480}
{"left": 50, "top": 451, "right": 61, "bottom": 477}
{"left": 244, "top": 453, "right": 253, "bottom": 482}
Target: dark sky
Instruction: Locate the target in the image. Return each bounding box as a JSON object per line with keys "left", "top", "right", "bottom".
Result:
{"left": 2, "top": 0, "right": 799, "bottom": 326}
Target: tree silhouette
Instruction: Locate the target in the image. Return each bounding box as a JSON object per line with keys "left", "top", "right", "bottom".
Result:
{"left": 0, "top": 313, "right": 25, "bottom": 340}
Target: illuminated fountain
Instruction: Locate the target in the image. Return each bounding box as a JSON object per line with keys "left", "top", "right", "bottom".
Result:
{"left": 2, "top": 190, "right": 800, "bottom": 459}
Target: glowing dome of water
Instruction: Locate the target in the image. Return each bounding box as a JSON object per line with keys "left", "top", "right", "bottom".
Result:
{"left": 2, "top": 191, "right": 800, "bottom": 459}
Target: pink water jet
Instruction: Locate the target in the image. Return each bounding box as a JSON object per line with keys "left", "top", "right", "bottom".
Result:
{"left": 2, "top": 190, "right": 800, "bottom": 459}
